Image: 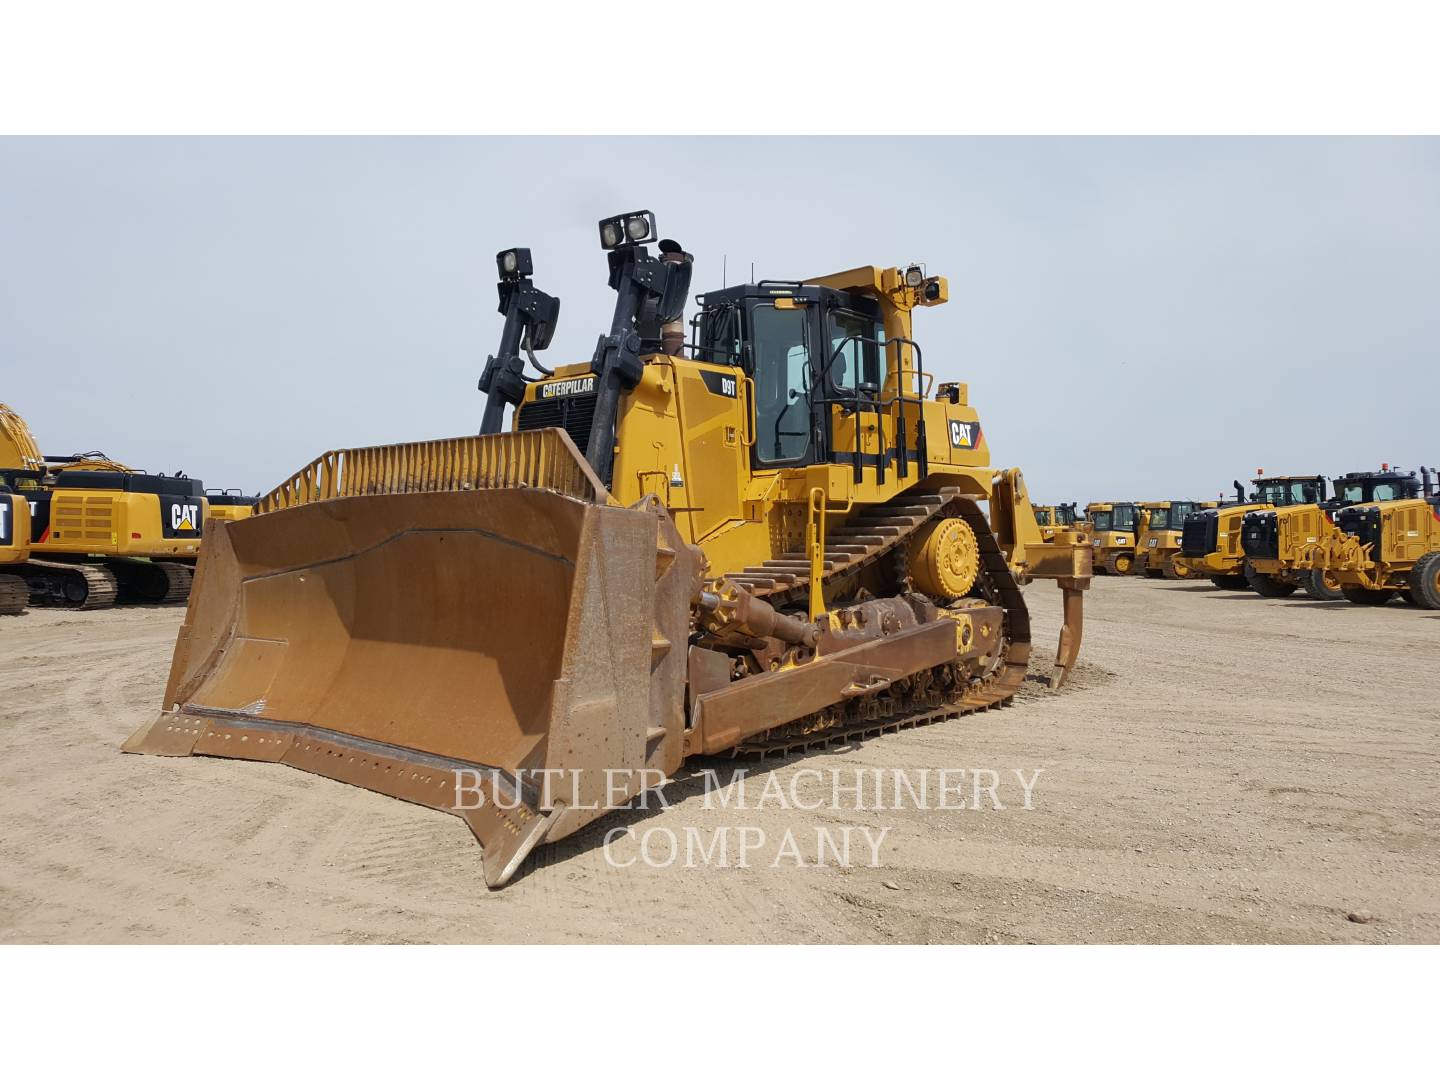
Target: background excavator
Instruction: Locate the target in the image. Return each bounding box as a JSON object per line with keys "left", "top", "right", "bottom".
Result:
{"left": 1, "top": 401, "right": 207, "bottom": 608}
{"left": 125, "top": 211, "right": 1092, "bottom": 888}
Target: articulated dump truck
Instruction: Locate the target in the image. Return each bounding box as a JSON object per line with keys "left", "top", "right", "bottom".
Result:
{"left": 125, "top": 212, "right": 1091, "bottom": 887}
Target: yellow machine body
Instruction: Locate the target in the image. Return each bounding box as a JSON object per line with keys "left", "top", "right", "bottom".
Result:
{"left": 1086, "top": 500, "right": 1141, "bottom": 575}
{"left": 1133, "top": 500, "right": 1215, "bottom": 580}
{"left": 126, "top": 248, "right": 1092, "bottom": 887}
{"left": 1302, "top": 496, "right": 1440, "bottom": 606}
{"left": 0, "top": 490, "right": 32, "bottom": 613}
{"left": 1, "top": 400, "right": 206, "bottom": 607}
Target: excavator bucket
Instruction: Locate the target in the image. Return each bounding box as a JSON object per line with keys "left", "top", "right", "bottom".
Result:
{"left": 124, "top": 430, "right": 701, "bottom": 887}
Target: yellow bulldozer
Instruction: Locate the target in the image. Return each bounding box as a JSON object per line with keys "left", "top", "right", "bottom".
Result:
{"left": 1240, "top": 467, "right": 1424, "bottom": 600}
{"left": 1300, "top": 467, "right": 1440, "bottom": 606}
{"left": 124, "top": 211, "right": 1092, "bottom": 887}
{"left": 1133, "top": 500, "right": 1216, "bottom": 579}
{"left": 1034, "top": 502, "right": 1082, "bottom": 541}
{"left": 1086, "top": 500, "right": 1141, "bottom": 574}
{"left": 1175, "top": 472, "right": 1329, "bottom": 589}
{"left": 1, "top": 401, "right": 207, "bottom": 608}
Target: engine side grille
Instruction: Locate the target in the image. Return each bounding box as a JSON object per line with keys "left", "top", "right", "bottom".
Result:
{"left": 1336, "top": 505, "right": 1382, "bottom": 554}
{"left": 516, "top": 394, "right": 597, "bottom": 454}
{"left": 1240, "top": 511, "right": 1278, "bottom": 559}
{"left": 1181, "top": 512, "right": 1218, "bottom": 557}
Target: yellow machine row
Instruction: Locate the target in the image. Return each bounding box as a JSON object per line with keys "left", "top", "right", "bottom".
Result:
{"left": 125, "top": 210, "right": 1092, "bottom": 887}
{"left": 1133, "top": 500, "right": 1216, "bottom": 579}
{"left": 0, "top": 401, "right": 254, "bottom": 612}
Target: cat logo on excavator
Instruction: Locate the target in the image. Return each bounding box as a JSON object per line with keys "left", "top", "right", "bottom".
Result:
{"left": 124, "top": 213, "right": 1092, "bottom": 887}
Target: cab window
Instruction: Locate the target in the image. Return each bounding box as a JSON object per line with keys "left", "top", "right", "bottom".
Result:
{"left": 826, "top": 307, "right": 882, "bottom": 394}
{"left": 752, "top": 304, "right": 812, "bottom": 464}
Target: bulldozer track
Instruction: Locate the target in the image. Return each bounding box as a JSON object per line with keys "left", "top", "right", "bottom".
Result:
{"left": 19, "top": 560, "right": 119, "bottom": 610}
{"left": 729, "top": 488, "right": 972, "bottom": 606}
{"left": 731, "top": 669, "right": 1020, "bottom": 757}
{"left": 0, "top": 574, "right": 28, "bottom": 615}
{"left": 722, "top": 488, "right": 1032, "bottom": 756}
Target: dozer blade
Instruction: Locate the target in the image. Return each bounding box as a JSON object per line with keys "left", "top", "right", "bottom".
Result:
{"left": 124, "top": 432, "right": 700, "bottom": 888}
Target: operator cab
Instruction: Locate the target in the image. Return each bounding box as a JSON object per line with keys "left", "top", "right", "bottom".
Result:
{"left": 1149, "top": 501, "right": 1200, "bottom": 531}
{"left": 1090, "top": 503, "right": 1138, "bottom": 533}
{"left": 694, "top": 282, "right": 910, "bottom": 475}
{"left": 1330, "top": 470, "right": 1420, "bottom": 507}
{"left": 1247, "top": 476, "right": 1326, "bottom": 507}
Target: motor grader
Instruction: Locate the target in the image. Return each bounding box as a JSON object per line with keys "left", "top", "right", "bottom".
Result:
{"left": 1300, "top": 467, "right": 1440, "bottom": 607}
{"left": 1133, "top": 500, "right": 1215, "bottom": 579}
{"left": 1241, "top": 467, "right": 1423, "bottom": 600}
{"left": 124, "top": 211, "right": 1092, "bottom": 888}
{"left": 1175, "top": 472, "right": 1328, "bottom": 589}
{"left": 1, "top": 401, "right": 206, "bottom": 608}
{"left": 1086, "top": 500, "right": 1141, "bottom": 574}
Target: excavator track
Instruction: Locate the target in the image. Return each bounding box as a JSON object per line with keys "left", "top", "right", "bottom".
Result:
{"left": 112, "top": 559, "right": 194, "bottom": 603}
{"left": 18, "top": 559, "right": 119, "bottom": 610}
{"left": 0, "top": 574, "right": 29, "bottom": 615}
{"left": 723, "top": 489, "right": 1033, "bottom": 756}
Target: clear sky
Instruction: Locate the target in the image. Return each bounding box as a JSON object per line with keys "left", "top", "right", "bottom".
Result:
{"left": 1, "top": 137, "right": 1435, "bottom": 503}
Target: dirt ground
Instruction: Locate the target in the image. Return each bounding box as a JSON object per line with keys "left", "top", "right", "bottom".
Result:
{"left": 1, "top": 574, "right": 1437, "bottom": 944}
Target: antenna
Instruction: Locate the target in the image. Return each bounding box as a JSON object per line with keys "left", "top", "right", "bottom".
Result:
{"left": 750, "top": 261, "right": 755, "bottom": 284}
{"left": 723, "top": 254, "right": 727, "bottom": 288}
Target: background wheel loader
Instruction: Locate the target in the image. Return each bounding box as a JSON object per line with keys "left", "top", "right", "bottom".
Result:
{"left": 1241, "top": 467, "right": 1424, "bottom": 600}
{"left": 1, "top": 400, "right": 209, "bottom": 608}
{"left": 1301, "top": 467, "right": 1440, "bottom": 607}
{"left": 1086, "top": 500, "right": 1141, "bottom": 574}
{"left": 1133, "top": 500, "right": 1216, "bottom": 579}
{"left": 125, "top": 211, "right": 1092, "bottom": 888}
{"left": 1175, "top": 472, "right": 1328, "bottom": 590}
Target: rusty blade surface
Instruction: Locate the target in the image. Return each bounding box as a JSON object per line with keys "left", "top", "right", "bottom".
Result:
{"left": 124, "top": 486, "right": 692, "bottom": 886}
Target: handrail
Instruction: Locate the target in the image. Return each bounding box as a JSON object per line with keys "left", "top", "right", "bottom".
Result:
{"left": 814, "top": 335, "right": 931, "bottom": 485}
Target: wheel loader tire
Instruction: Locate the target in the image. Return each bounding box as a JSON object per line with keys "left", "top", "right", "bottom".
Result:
{"left": 1211, "top": 574, "right": 1249, "bottom": 590}
{"left": 1407, "top": 551, "right": 1440, "bottom": 609}
{"left": 1161, "top": 560, "right": 1191, "bottom": 580}
{"left": 1301, "top": 569, "right": 1345, "bottom": 601}
{"left": 1342, "top": 586, "right": 1393, "bottom": 606}
{"left": 1244, "top": 562, "right": 1297, "bottom": 598}
{"left": 1104, "top": 552, "right": 1134, "bottom": 576}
